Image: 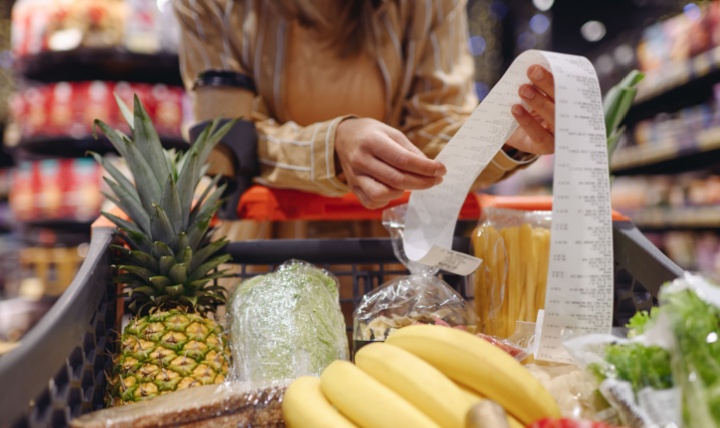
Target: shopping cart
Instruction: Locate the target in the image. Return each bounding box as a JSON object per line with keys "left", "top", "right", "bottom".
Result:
{"left": 0, "top": 186, "right": 684, "bottom": 428}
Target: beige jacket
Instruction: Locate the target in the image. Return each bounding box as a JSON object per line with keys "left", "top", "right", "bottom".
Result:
{"left": 173, "top": 0, "right": 536, "bottom": 197}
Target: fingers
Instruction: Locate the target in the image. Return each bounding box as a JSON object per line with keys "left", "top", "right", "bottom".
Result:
{"left": 371, "top": 133, "right": 446, "bottom": 177}
{"left": 334, "top": 118, "right": 446, "bottom": 209}
{"left": 385, "top": 128, "right": 426, "bottom": 156}
{"left": 509, "top": 105, "right": 554, "bottom": 155}
{"left": 518, "top": 83, "right": 555, "bottom": 131}
{"left": 506, "top": 64, "right": 556, "bottom": 156}
{"left": 352, "top": 176, "right": 405, "bottom": 210}
{"left": 365, "top": 156, "right": 443, "bottom": 190}
{"left": 527, "top": 64, "right": 554, "bottom": 99}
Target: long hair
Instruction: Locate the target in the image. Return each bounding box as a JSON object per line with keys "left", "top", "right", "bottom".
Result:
{"left": 270, "top": 0, "right": 378, "bottom": 57}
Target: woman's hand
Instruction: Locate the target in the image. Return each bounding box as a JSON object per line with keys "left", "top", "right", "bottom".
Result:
{"left": 507, "top": 64, "right": 556, "bottom": 156}
{"left": 335, "top": 117, "right": 446, "bottom": 209}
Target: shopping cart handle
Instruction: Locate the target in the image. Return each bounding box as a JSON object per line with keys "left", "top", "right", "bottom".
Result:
{"left": 235, "top": 186, "right": 630, "bottom": 222}
{"left": 90, "top": 186, "right": 629, "bottom": 226}
{"left": 235, "top": 186, "right": 480, "bottom": 221}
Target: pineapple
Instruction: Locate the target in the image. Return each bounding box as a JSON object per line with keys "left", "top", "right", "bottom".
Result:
{"left": 91, "top": 95, "right": 236, "bottom": 406}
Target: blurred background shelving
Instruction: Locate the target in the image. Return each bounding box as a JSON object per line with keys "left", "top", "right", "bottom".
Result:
{"left": 485, "top": 0, "right": 720, "bottom": 277}
{"left": 0, "top": 0, "right": 188, "bottom": 351}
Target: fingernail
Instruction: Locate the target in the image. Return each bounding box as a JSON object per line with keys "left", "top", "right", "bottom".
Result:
{"left": 531, "top": 67, "right": 544, "bottom": 81}
{"left": 435, "top": 165, "right": 447, "bottom": 176}
{"left": 512, "top": 104, "right": 525, "bottom": 117}
{"left": 521, "top": 85, "right": 536, "bottom": 100}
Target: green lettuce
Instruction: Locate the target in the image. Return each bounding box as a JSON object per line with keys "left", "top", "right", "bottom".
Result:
{"left": 661, "top": 283, "right": 720, "bottom": 426}
{"left": 588, "top": 310, "right": 673, "bottom": 392}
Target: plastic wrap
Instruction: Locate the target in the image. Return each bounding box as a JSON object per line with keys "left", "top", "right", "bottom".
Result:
{"left": 471, "top": 207, "right": 552, "bottom": 339}
{"left": 564, "top": 320, "right": 679, "bottom": 427}
{"left": 563, "top": 272, "right": 720, "bottom": 428}
{"left": 70, "top": 381, "right": 286, "bottom": 428}
{"left": 352, "top": 205, "right": 476, "bottom": 355}
{"left": 228, "top": 260, "right": 349, "bottom": 382}
{"left": 525, "top": 362, "right": 619, "bottom": 423}
{"left": 660, "top": 273, "right": 720, "bottom": 427}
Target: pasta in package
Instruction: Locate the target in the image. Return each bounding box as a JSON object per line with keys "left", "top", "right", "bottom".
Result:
{"left": 472, "top": 207, "right": 552, "bottom": 339}
{"left": 352, "top": 205, "right": 476, "bottom": 355}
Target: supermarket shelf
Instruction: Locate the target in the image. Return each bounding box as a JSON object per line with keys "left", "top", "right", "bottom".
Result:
{"left": 611, "top": 127, "right": 720, "bottom": 175}
{"left": 0, "top": 202, "right": 12, "bottom": 232}
{"left": 629, "top": 206, "right": 720, "bottom": 230}
{"left": 626, "top": 46, "right": 720, "bottom": 126}
{"left": 10, "top": 134, "right": 188, "bottom": 158}
{"left": 15, "top": 49, "right": 183, "bottom": 86}
{"left": 20, "top": 219, "right": 94, "bottom": 232}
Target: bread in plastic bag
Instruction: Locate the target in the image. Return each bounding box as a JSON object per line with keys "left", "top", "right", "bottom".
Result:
{"left": 228, "top": 260, "right": 349, "bottom": 382}
{"left": 352, "top": 205, "right": 476, "bottom": 355}
{"left": 471, "top": 207, "right": 551, "bottom": 339}
{"left": 70, "top": 381, "right": 286, "bottom": 428}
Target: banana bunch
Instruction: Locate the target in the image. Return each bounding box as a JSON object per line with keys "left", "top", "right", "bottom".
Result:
{"left": 282, "top": 324, "right": 560, "bottom": 428}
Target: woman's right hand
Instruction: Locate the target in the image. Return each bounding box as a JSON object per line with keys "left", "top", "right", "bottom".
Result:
{"left": 335, "top": 117, "right": 446, "bottom": 209}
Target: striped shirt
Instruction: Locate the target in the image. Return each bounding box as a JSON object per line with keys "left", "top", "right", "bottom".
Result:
{"left": 173, "top": 0, "right": 536, "bottom": 197}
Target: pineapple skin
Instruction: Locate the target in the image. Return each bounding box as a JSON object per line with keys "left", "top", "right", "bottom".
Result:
{"left": 107, "top": 309, "right": 231, "bottom": 406}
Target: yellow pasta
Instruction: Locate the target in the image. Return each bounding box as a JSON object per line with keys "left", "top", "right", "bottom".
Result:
{"left": 472, "top": 221, "right": 551, "bottom": 338}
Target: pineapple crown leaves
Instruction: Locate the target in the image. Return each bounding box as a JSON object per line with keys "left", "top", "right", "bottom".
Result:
{"left": 91, "top": 93, "right": 237, "bottom": 316}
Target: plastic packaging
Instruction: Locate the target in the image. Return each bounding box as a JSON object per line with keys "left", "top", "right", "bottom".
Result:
{"left": 69, "top": 381, "right": 286, "bottom": 428}
{"left": 352, "top": 205, "right": 476, "bottom": 355}
{"left": 228, "top": 260, "right": 349, "bottom": 382}
{"left": 471, "top": 207, "right": 551, "bottom": 339}
{"left": 524, "top": 362, "right": 619, "bottom": 423}
{"left": 659, "top": 273, "right": 720, "bottom": 427}
{"left": 564, "top": 324, "right": 679, "bottom": 427}
{"left": 564, "top": 273, "right": 720, "bottom": 428}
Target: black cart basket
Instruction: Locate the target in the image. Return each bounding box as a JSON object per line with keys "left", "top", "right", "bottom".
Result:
{"left": 0, "top": 189, "right": 684, "bottom": 428}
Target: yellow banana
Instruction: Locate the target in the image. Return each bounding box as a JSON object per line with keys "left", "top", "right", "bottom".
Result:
{"left": 320, "top": 360, "right": 440, "bottom": 428}
{"left": 456, "top": 382, "right": 483, "bottom": 406}
{"left": 385, "top": 325, "right": 560, "bottom": 426}
{"left": 282, "top": 376, "right": 357, "bottom": 428}
{"left": 355, "top": 342, "right": 468, "bottom": 428}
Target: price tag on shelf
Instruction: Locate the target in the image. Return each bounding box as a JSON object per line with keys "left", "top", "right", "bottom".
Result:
{"left": 403, "top": 49, "right": 613, "bottom": 363}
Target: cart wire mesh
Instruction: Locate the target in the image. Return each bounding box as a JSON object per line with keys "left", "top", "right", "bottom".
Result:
{"left": 0, "top": 220, "right": 684, "bottom": 428}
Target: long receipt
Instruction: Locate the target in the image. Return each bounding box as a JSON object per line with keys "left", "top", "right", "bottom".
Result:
{"left": 403, "top": 49, "right": 613, "bottom": 363}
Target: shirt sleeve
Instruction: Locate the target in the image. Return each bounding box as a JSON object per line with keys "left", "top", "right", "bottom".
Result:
{"left": 174, "top": 0, "right": 350, "bottom": 196}
{"left": 400, "top": 0, "right": 538, "bottom": 189}
{"left": 173, "top": 0, "right": 249, "bottom": 89}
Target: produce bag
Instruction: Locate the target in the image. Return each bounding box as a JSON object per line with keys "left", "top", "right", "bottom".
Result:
{"left": 472, "top": 207, "right": 551, "bottom": 339}
{"left": 565, "top": 273, "right": 720, "bottom": 428}
{"left": 352, "top": 205, "right": 476, "bottom": 355}
{"left": 658, "top": 273, "right": 720, "bottom": 427}
{"left": 563, "top": 326, "right": 678, "bottom": 428}
{"left": 228, "top": 260, "right": 349, "bottom": 382}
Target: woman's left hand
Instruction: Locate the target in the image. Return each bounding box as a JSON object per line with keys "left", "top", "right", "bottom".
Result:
{"left": 506, "top": 64, "right": 556, "bottom": 156}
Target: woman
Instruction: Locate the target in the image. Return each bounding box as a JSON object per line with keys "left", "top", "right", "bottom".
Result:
{"left": 173, "top": 0, "right": 555, "bottom": 211}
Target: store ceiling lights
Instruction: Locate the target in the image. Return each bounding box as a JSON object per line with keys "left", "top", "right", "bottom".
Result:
{"left": 581, "top": 20, "right": 607, "bottom": 42}
{"left": 532, "top": 0, "right": 554, "bottom": 12}
{"left": 683, "top": 3, "right": 701, "bottom": 20}
{"left": 529, "top": 14, "right": 551, "bottom": 35}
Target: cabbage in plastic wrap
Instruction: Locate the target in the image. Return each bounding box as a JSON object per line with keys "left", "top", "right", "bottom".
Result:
{"left": 229, "top": 260, "right": 349, "bottom": 382}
